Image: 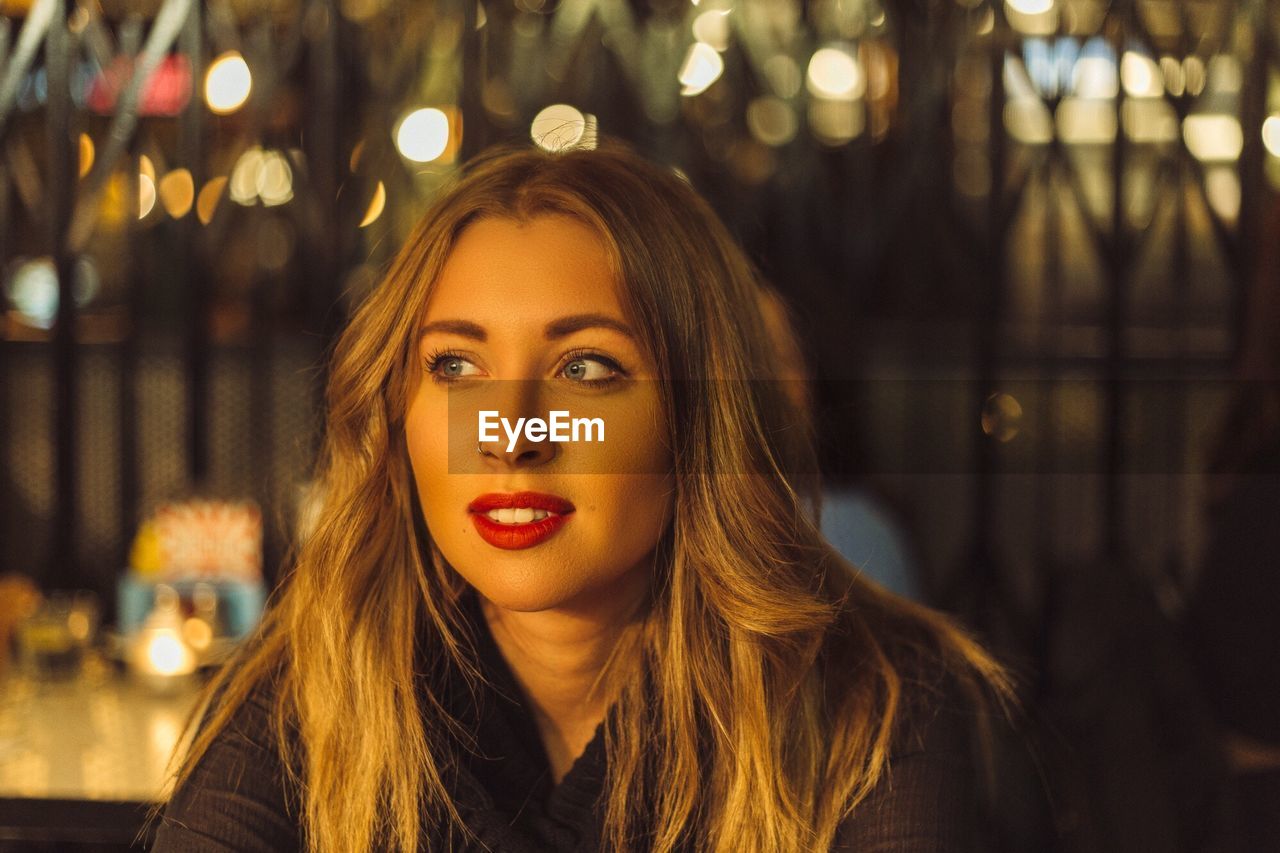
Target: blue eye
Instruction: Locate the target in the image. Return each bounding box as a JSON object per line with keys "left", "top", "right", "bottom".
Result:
{"left": 561, "top": 353, "right": 624, "bottom": 386}
{"left": 424, "top": 351, "right": 481, "bottom": 382}
{"left": 423, "top": 349, "right": 626, "bottom": 386}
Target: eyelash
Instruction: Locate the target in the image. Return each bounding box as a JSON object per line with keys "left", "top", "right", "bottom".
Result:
{"left": 422, "top": 347, "right": 627, "bottom": 388}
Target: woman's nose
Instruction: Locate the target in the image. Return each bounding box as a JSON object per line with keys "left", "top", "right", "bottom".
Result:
{"left": 478, "top": 436, "right": 559, "bottom": 467}
{"left": 475, "top": 380, "right": 560, "bottom": 467}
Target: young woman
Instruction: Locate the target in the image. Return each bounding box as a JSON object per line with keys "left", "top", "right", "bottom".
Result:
{"left": 152, "top": 139, "right": 1011, "bottom": 852}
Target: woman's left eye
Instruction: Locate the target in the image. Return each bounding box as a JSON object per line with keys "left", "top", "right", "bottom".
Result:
{"left": 424, "top": 351, "right": 482, "bottom": 382}
{"left": 560, "top": 355, "right": 622, "bottom": 384}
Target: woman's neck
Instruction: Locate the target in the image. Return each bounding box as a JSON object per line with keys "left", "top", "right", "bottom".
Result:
{"left": 478, "top": 571, "right": 648, "bottom": 785}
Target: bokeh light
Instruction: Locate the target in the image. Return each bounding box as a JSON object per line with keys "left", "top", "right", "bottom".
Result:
{"left": 1204, "top": 166, "right": 1240, "bottom": 221}
{"left": 1120, "top": 52, "right": 1162, "bottom": 98}
{"left": 1057, "top": 98, "right": 1117, "bottom": 145}
{"left": 257, "top": 151, "right": 293, "bottom": 207}
{"left": 182, "top": 617, "right": 213, "bottom": 653}
{"left": 1160, "top": 55, "right": 1185, "bottom": 97}
{"left": 1122, "top": 99, "right": 1178, "bottom": 143}
{"left": 227, "top": 148, "right": 293, "bottom": 206}
{"left": 1072, "top": 40, "right": 1118, "bottom": 99}
{"left": 806, "top": 46, "right": 863, "bottom": 100}
{"left": 531, "top": 104, "right": 588, "bottom": 151}
{"left": 1005, "top": 99, "right": 1053, "bottom": 144}
{"left": 1182, "top": 55, "right": 1206, "bottom": 96}
{"left": 78, "top": 133, "right": 93, "bottom": 178}
{"left": 359, "top": 180, "right": 386, "bottom": 228}
{"left": 230, "top": 147, "right": 264, "bottom": 205}
{"left": 1183, "top": 114, "right": 1244, "bottom": 162}
{"left": 679, "top": 43, "right": 723, "bottom": 96}
{"left": 145, "top": 632, "right": 192, "bottom": 676}
{"left": 196, "top": 176, "right": 228, "bottom": 225}
{"left": 395, "top": 107, "right": 450, "bottom": 163}
{"left": 159, "top": 169, "right": 195, "bottom": 218}
{"left": 981, "top": 393, "right": 1024, "bottom": 443}
{"left": 138, "top": 173, "right": 156, "bottom": 219}
{"left": 4, "top": 257, "right": 98, "bottom": 329}
{"left": 1261, "top": 115, "right": 1280, "bottom": 158}
{"left": 692, "top": 10, "right": 731, "bottom": 52}
{"left": 808, "top": 98, "right": 864, "bottom": 145}
{"left": 4, "top": 257, "right": 58, "bottom": 328}
{"left": 204, "top": 51, "right": 251, "bottom": 115}
{"left": 746, "top": 96, "right": 798, "bottom": 147}
{"left": 1005, "top": 0, "right": 1057, "bottom": 35}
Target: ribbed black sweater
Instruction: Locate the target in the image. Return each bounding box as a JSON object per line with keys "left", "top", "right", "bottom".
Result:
{"left": 154, "top": 590, "right": 979, "bottom": 851}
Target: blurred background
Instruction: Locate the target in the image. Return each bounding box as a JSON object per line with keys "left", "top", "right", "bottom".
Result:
{"left": 1, "top": 0, "right": 1278, "bottom": 850}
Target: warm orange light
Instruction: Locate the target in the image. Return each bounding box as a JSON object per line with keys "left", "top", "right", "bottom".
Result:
{"left": 78, "top": 134, "right": 94, "bottom": 178}
{"left": 159, "top": 169, "right": 195, "bottom": 218}
{"left": 359, "top": 180, "right": 386, "bottom": 228}
{"left": 196, "top": 176, "right": 228, "bottom": 225}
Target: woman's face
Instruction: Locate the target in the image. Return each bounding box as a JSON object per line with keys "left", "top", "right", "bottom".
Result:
{"left": 406, "top": 214, "right": 674, "bottom": 614}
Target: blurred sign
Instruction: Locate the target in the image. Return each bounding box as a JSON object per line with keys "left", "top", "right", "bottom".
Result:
{"left": 85, "top": 54, "right": 192, "bottom": 117}
{"left": 147, "top": 499, "right": 263, "bottom": 583}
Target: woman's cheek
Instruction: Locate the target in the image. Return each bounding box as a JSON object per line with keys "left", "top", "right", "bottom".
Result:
{"left": 581, "top": 395, "right": 669, "bottom": 476}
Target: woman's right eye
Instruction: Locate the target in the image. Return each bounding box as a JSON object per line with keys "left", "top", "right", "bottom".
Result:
{"left": 425, "top": 352, "right": 482, "bottom": 382}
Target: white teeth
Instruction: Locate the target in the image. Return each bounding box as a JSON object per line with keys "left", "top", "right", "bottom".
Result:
{"left": 485, "top": 507, "right": 556, "bottom": 524}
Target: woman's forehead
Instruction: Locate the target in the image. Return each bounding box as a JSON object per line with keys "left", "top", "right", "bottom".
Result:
{"left": 422, "top": 214, "right": 629, "bottom": 331}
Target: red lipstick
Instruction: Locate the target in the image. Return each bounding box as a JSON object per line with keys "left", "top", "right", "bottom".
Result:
{"left": 468, "top": 491, "right": 575, "bottom": 550}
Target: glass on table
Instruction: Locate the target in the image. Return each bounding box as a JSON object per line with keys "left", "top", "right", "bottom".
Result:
{"left": 14, "top": 591, "right": 100, "bottom": 680}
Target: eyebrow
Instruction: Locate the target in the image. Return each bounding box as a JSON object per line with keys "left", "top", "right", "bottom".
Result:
{"left": 418, "top": 313, "right": 635, "bottom": 342}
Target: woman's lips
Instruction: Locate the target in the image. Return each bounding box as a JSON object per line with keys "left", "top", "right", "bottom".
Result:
{"left": 467, "top": 491, "right": 575, "bottom": 514}
{"left": 468, "top": 492, "right": 575, "bottom": 550}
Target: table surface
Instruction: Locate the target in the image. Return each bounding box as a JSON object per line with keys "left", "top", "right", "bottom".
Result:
{"left": 0, "top": 654, "right": 202, "bottom": 803}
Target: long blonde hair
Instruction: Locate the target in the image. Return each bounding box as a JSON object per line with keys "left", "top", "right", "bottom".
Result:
{"left": 163, "top": 139, "right": 1012, "bottom": 852}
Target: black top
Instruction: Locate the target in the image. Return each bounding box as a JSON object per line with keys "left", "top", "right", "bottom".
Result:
{"left": 154, "top": 590, "right": 980, "bottom": 851}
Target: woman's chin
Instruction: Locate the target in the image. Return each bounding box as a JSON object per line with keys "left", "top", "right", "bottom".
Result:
{"left": 462, "top": 573, "right": 584, "bottom": 614}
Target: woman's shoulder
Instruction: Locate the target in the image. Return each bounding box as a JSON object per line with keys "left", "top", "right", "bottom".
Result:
{"left": 151, "top": 673, "right": 302, "bottom": 852}
{"left": 827, "top": 611, "right": 999, "bottom": 851}
{"left": 828, "top": 662, "right": 985, "bottom": 852}
{"left": 887, "top": 641, "right": 983, "bottom": 760}
{"left": 833, "top": 581, "right": 1005, "bottom": 751}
